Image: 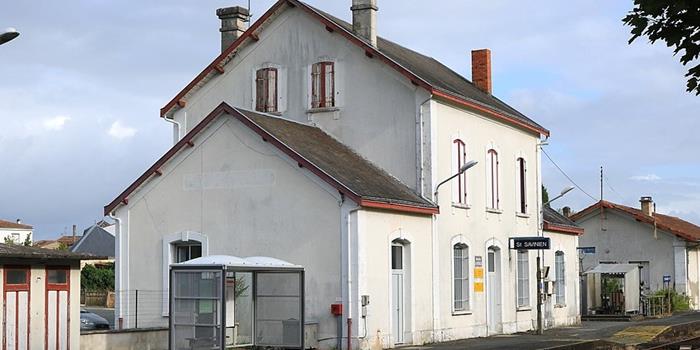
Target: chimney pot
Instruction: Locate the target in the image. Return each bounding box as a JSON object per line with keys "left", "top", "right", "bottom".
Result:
{"left": 351, "top": 0, "right": 378, "bottom": 47}
{"left": 562, "top": 206, "right": 572, "bottom": 218}
{"left": 217, "top": 6, "right": 250, "bottom": 53}
{"left": 471, "top": 49, "right": 492, "bottom": 94}
{"left": 16, "top": 219, "right": 21, "bottom": 224}
{"left": 640, "top": 196, "right": 653, "bottom": 216}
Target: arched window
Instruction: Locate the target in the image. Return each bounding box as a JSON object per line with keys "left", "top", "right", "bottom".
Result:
{"left": 311, "top": 62, "right": 335, "bottom": 108}
{"left": 517, "top": 157, "right": 527, "bottom": 214}
{"left": 452, "top": 139, "right": 467, "bottom": 205}
{"left": 516, "top": 250, "right": 530, "bottom": 307}
{"left": 453, "top": 243, "right": 470, "bottom": 311}
{"left": 487, "top": 149, "right": 499, "bottom": 209}
{"left": 555, "top": 251, "right": 566, "bottom": 305}
{"left": 255, "top": 67, "right": 278, "bottom": 112}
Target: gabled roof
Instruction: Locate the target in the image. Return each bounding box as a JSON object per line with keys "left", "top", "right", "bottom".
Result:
{"left": 0, "top": 219, "right": 32, "bottom": 230}
{"left": 160, "top": 0, "right": 548, "bottom": 137}
{"left": 571, "top": 200, "right": 700, "bottom": 242}
{"left": 105, "top": 102, "right": 437, "bottom": 216}
{"left": 71, "top": 225, "right": 115, "bottom": 258}
{"left": 543, "top": 206, "right": 583, "bottom": 236}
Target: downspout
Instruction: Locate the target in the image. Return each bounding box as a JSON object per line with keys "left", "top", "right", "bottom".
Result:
{"left": 108, "top": 211, "right": 123, "bottom": 329}
{"left": 163, "top": 115, "right": 182, "bottom": 144}
{"left": 347, "top": 204, "right": 361, "bottom": 350}
{"left": 417, "top": 95, "right": 432, "bottom": 197}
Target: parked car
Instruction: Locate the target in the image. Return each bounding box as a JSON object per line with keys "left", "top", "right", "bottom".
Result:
{"left": 80, "top": 308, "right": 110, "bottom": 330}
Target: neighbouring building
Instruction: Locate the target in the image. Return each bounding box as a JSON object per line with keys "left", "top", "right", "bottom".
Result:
{"left": 0, "top": 243, "right": 97, "bottom": 349}
{"left": 573, "top": 197, "right": 700, "bottom": 311}
{"left": 0, "top": 219, "right": 32, "bottom": 245}
{"left": 105, "top": 1, "right": 579, "bottom": 348}
{"left": 71, "top": 224, "right": 115, "bottom": 261}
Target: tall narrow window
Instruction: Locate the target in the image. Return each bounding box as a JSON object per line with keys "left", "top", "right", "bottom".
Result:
{"left": 453, "top": 244, "right": 470, "bottom": 311}
{"left": 487, "top": 149, "right": 500, "bottom": 209}
{"left": 452, "top": 139, "right": 467, "bottom": 205}
{"left": 255, "top": 68, "right": 278, "bottom": 112}
{"left": 311, "top": 62, "right": 335, "bottom": 108}
{"left": 517, "top": 250, "right": 529, "bottom": 307}
{"left": 517, "top": 157, "right": 527, "bottom": 214}
{"left": 555, "top": 251, "right": 566, "bottom": 305}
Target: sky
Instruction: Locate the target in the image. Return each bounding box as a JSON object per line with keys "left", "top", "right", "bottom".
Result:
{"left": 1, "top": 1, "right": 698, "bottom": 240}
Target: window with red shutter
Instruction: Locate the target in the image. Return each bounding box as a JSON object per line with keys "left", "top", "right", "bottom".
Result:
{"left": 311, "top": 62, "right": 335, "bottom": 108}
{"left": 487, "top": 149, "right": 500, "bottom": 209}
{"left": 255, "top": 68, "right": 278, "bottom": 112}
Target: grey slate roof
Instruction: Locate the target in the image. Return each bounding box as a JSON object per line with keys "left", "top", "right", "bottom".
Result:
{"left": 0, "top": 243, "right": 101, "bottom": 260}
{"left": 237, "top": 108, "right": 435, "bottom": 209}
{"left": 544, "top": 206, "right": 579, "bottom": 228}
{"left": 71, "top": 225, "right": 115, "bottom": 258}
{"left": 306, "top": 5, "right": 546, "bottom": 133}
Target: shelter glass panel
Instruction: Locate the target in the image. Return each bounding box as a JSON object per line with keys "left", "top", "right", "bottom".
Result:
{"left": 255, "top": 272, "right": 302, "bottom": 348}
{"left": 170, "top": 270, "right": 223, "bottom": 350}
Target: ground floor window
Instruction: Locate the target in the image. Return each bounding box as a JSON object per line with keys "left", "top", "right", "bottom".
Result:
{"left": 517, "top": 250, "right": 529, "bottom": 307}
{"left": 453, "top": 243, "right": 469, "bottom": 311}
{"left": 174, "top": 242, "right": 202, "bottom": 263}
{"left": 555, "top": 251, "right": 565, "bottom": 305}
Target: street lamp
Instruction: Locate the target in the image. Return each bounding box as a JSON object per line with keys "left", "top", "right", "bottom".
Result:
{"left": 433, "top": 160, "right": 478, "bottom": 202}
{"left": 0, "top": 28, "right": 20, "bottom": 46}
{"left": 536, "top": 185, "right": 575, "bottom": 335}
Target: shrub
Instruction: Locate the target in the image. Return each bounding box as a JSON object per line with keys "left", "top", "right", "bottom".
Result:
{"left": 81, "top": 263, "right": 115, "bottom": 292}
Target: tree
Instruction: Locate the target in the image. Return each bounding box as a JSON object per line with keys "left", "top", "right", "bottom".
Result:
{"left": 22, "top": 233, "right": 32, "bottom": 247}
{"left": 623, "top": 0, "right": 700, "bottom": 95}
{"left": 542, "top": 184, "right": 550, "bottom": 205}
{"left": 3, "top": 236, "right": 15, "bottom": 245}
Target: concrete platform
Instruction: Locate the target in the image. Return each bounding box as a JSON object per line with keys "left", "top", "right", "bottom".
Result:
{"left": 412, "top": 312, "right": 700, "bottom": 350}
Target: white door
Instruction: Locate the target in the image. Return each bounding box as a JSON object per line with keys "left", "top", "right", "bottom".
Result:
{"left": 46, "top": 268, "right": 71, "bottom": 350}
{"left": 487, "top": 247, "right": 502, "bottom": 334}
{"left": 4, "top": 268, "right": 30, "bottom": 350}
{"left": 391, "top": 243, "right": 405, "bottom": 344}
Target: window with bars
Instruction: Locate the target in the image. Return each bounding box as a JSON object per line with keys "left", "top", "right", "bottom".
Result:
{"left": 487, "top": 149, "right": 500, "bottom": 209}
{"left": 452, "top": 139, "right": 468, "bottom": 205}
{"left": 517, "top": 250, "right": 530, "bottom": 307}
{"left": 311, "top": 62, "right": 335, "bottom": 108}
{"left": 517, "top": 157, "right": 527, "bottom": 214}
{"left": 555, "top": 251, "right": 566, "bottom": 305}
{"left": 255, "top": 68, "right": 278, "bottom": 113}
{"left": 453, "top": 244, "right": 470, "bottom": 311}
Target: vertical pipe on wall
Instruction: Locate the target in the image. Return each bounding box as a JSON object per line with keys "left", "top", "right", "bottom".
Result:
{"left": 108, "top": 213, "right": 123, "bottom": 328}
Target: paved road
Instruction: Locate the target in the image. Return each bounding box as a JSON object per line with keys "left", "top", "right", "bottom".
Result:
{"left": 83, "top": 307, "right": 115, "bottom": 329}
{"left": 406, "top": 312, "right": 700, "bottom": 350}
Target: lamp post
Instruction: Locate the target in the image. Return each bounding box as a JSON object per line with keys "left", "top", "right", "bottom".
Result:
{"left": 433, "top": 160, "right": 478, "bottom": 202}
{"left": 536, "top": 185, "right": 575, "bottom": 334}
{"left": 0, "top": 28, "right": 20, "bottom": 46}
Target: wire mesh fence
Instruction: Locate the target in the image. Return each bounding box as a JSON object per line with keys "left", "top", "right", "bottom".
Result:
{"left": 114, "top": 290, "right": 169, "bottom": 329}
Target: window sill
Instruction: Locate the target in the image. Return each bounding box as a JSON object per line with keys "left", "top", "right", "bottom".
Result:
{"left": 452, "top": 310, "right": 472, "bottom": 316}
{"left": 486, "top": 208, "right": 503, "bottom": 214}
{"left": 452, "top": 203, "right": 471, "bottom": 210}
{"left": 516, "top": 213, "right": 530, "bottom": 218}
{"left": 516, "top": 307, "right": 532, "bottom": 312}
{"left": 554, "top": 304, "right": 566, "bottom": 308}
{"left": 307, "top": 107, "right": 339, "bottom": 114}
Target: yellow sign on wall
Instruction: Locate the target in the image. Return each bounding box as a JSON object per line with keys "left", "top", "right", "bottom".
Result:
{"left": 474, "top": 267, "right": 484, "bottom": 279}
{"left": 474, "top": 281, "right": 484, "bottom": 293}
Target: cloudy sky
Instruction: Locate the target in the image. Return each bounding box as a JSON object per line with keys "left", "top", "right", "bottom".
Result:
{"left": 1, "top": 1, "right": 698, "bottom": 240}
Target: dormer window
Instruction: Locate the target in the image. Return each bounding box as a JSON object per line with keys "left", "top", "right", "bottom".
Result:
{"left": 255, "top": 67, "right": 278, "bottom": 113}
{"left": 311, "top": 62, "right": 335, "bottom": 108}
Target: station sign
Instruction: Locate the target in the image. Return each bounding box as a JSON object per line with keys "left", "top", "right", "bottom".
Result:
{"left": 577, "top": 247, "right": 596, "bottom": 254}
{"left": 509, "top": 237, "right": 550, "bottom": 250}
{"left": 663, "top": 275, "right": 671, "bottom": 283}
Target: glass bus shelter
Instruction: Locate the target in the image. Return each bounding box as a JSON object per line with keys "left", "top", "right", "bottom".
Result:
{"left": 169, "top": 255, "right": 304, "bottom": 349}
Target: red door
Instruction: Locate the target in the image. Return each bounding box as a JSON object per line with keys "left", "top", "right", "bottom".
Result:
{"left": 3, "top": 266, "right": 30, "bottom": 350}
{"left": 45, "top": 267, "right": 70, "bottom": 350}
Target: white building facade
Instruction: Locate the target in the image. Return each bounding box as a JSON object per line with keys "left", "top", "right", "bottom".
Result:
{"left": 0, "top": 219, "right": 32, "bottom": 245}
{"left": 106, "top": 1, "right": 580, "bottom": 348}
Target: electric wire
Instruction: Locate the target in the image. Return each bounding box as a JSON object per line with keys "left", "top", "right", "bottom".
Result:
{"left": 541, "top": 148, "right": 598, "bottom": 201}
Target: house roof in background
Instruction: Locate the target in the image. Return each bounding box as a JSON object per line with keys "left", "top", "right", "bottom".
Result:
{"left": 0, "top": 243, "right": 103, "bottom": 261}
{"left": 159, "top": 0, "right": 548, "bottom": 136}
{"left": 543, "top": 206, "right": 583, "bottom": 235}
{"left": 106, "top": 103, "right": 437, "bottom": 216}
{"left": 71, "top": 225, "right": 115, "bottom": 258}
{"left": 571, "top": 200, "right": 700, "bottom": 242}
{"left": 0, "top": 219, "right": 32, "bottom": 230}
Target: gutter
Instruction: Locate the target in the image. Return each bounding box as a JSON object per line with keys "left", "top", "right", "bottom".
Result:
{"left": 163, "top": 115, "right": 182, "bottom": 144}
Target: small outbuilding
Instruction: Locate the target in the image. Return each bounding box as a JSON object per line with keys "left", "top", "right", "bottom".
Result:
{"left": 584, "top": 263, "right": 641, "bottom": 315}
{"left": 169, "top": 255, "right": 304, "bottom": 350}
{"left": 0, "top": 243, "right": 99, "bottom": 350}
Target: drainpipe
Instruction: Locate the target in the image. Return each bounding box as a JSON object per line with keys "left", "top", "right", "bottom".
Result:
{"left": 108, "top": 212, "right": 123, "bottom": 329}
{"left": 347, "top": 204, "right": 361, "bottom": 350}
{"left": 416, "top": 95, "right": 432, "bottom": 197}
{"left": 163, "top": 115, "right": 182, "bottom": 144}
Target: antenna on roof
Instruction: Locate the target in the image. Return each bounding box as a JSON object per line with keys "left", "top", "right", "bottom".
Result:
{"left": 248, "top": 0, "right": 252, "bottom": 22}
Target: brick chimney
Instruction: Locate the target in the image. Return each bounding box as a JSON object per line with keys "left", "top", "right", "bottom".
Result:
{"left": 471, "top": 49, "right": 492, "bottom": 94}
{"left": 562, "top": 206, "right": 572, "bottom": 218}
{"left": 640, "top": 196, "right": 653, "bottom": 216}
{"left": 216, "top": 6, "right": 250, "bottom": 53}
{"left": 351, "top": 0, "right": 378, "bottom": 47}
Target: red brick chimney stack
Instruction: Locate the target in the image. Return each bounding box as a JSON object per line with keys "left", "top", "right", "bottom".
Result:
{"left": 471, "top": 49, "right": 492, "bottom": 94}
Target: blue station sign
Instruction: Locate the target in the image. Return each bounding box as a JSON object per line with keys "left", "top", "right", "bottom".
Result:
{"left": 509, "top": 237, "right": 551, "bottom": 250}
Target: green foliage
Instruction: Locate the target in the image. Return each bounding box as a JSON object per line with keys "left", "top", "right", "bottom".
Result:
{"left": 57, "top": 242, "right": 68, "bottom": 251}
{"left": 602, "top": 277, "right": 624, "bottom": 294}
{"left": 22, "top": 233, "right": 31, "bottom": 247}
{"left": 3, "top": 236, "right": 15, "bottom": 245}
{"left": 542, "top": 184, "right": 550, "bottom": 204}
{"left": 81, "top": 263, "right": 115, "bottom": 292}
{"left": 623, "top": 0, "right": 700, "bottom": 95}
{"left": 653, "top": 288, "right": 692, "bottom": 312}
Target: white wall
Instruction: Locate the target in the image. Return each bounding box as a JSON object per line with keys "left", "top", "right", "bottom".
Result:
{"left": 542, "top": 231, "right": 580, "bottom": 327}
{"left": 0, "top": 228, "right": 32, "bottom": 244}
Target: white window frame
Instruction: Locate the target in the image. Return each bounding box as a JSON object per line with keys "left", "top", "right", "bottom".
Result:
{"left": 485, "top": 145, "right": 501, "bottom": 211}
{"left": 450, "top": 235, "right": 472, "bottom": 314}
{"left": 517, "top": 250, "right": 530, "bottom": 308}
{"left": 555, "top": 251, "right": 566, "bottom": 305}
{"left": 161, "top": 231, "right": 209, "bottom": 316}
{"left": 252, "top": 63, "right": 287, "bottom": 114}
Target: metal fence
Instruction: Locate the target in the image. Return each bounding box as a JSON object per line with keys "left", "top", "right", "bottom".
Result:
{"left": 114, "top": 290, "right": 169, "bottom": 329}
{"left": 641, "top": 293, "right": 671, "bottom": 317}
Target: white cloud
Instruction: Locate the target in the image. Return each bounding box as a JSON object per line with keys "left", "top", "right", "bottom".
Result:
{"left": 42, "top": 115, "right": 71, "bottom": 131}
{"left": 108, "top": 120, "right": 137, "bottom": 140}
{"left": 629, "top": 174, "right": 662, "bottom": 182}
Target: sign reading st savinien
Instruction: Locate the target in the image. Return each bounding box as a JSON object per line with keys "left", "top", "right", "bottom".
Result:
{"left": 509, "top": 237, "right": 551, "bottom": 250}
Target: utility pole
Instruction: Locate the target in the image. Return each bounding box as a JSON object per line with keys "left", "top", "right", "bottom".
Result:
{"left": 600, "top": 166, "right": 603, "bottom": 201}
{"left": 536, "top": 255, "right": 543, "bottom": 334}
